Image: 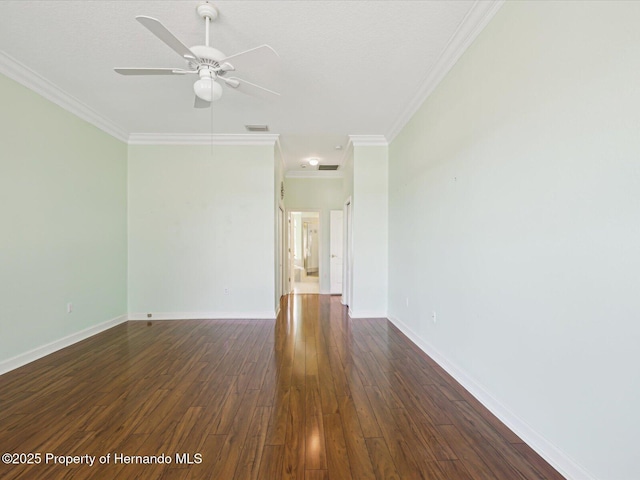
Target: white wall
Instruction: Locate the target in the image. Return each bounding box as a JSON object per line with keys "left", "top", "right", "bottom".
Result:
{"left": 128, "top": 144, "right": 276, "bottom": 319}
{"left": 0, "top": 73, "right": 127, "bottom": 369}
{"left": 388, "top": 2, "right": 640, "bottom": 479}
{"left": 351, "top": 144, "right": 388, "bottom": 317}
{"left": 284, "top": 177, "right": 344, "bottom": 294}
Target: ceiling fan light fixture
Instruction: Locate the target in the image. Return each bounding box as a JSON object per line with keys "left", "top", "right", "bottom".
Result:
{"left": 193, "top": 76, "right": 222, "bottom": 102}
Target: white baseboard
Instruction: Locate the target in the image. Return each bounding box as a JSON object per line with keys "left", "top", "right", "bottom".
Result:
{"left": 0, "top": 314, "right": 128, "bottom": 375}
{"left": 128, "top": 311, "right": 277, "bottom": 321}
{"left": 348, "top": 309, "right": 388, "bottom": 319}
{"left": 387, "top": 315, "right": 595, "bottom": 480}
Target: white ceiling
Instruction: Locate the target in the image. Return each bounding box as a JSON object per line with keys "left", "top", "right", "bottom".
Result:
{"left": 0, "top": 1, "right": 501, "bottom": 174}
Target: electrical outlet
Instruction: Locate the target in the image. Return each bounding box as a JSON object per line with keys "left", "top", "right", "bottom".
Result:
{"left": 432, "top": 311, "right": 437, "bottom": 323}
{"left": 224, "top": 288, "right": 230, "bottom": 295}
{"left": 147, "top": 313, "right": 152, "bottom": 318}
{"left": 67, "top": 302, "right": 73, "bottom": 313}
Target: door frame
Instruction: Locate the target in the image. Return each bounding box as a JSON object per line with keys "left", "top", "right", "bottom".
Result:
{"left": 277, "top": 205, "right": 286, "bottom": 299}
{"left": 287, "top": 209, "right": 321, "bottom": 294}
{"left": 342, "top": 198, "right": 353, "bottom": 306}
{"left": 329, "top": 209, "right": 344, "bottom": 295}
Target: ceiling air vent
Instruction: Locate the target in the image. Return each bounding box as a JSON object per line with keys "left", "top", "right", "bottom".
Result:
{"left": 245, "top": 124, "right": 269, "bottom": 132}
{"left": 318, "top": 165, "right": 339, "bottom": 171}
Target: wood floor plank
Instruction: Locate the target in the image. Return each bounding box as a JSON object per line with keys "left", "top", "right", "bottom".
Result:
{"left": 305, "top": 376, "right": 327, "bottom": 470}
{"left": 208, "top": 389, "right": 261, "bottom": 480}
{"left": 0, "top": 296, "right": 563, "bottom": 480}
{"left": 282, "top": 384, "right": 306, "bottom": 479}
{"left": 513, "top": 443, "right": 567, "bottom": 480}
{"left": 305, "top": 470, "right": 329, "bottom": 480}
{"left": 328, "top": 345, "right": 351, "bottom": 398}
{"left": 257, "top": 445, "right": 284, "bottom": 479}
{"left": 232, "top": 406, "right": 271, "bottom": 480}
{"left": 365, "top": 437, "right": 402, "bottom": 480}
{"left": 363, "top": 385, "right": 425, "bottom": 480}
{"left": 437, "top": 424, "right": 496, "bottom": 480}
{"left": 346, "top": 371, "right": 383, "bottom": 439}
{"left": 265, "top": 384, "right": 291, "bottom": 446}
{"left": 386, "top": 371, "right": 457, "bottom": 461}
{"left": 316, "top": 327, "right": 339, "bottom": 415}
{"left": 452, "top": 400, "right": 544, "bottom": 480}
{"left": 323, "top": 413, "right": 352, "bottom": 480}
{"left": 185, "top": 433, "right": 227, "bottom": 480}
{"left": 338, "top": 394, "right": 377, "bottom": 480}
{"left": 437, "top": 459, "right": 476, "bottom": 480}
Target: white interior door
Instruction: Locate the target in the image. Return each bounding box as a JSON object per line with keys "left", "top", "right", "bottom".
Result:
{"left": 330, "top": 210, "right": 344, "bottom": 294}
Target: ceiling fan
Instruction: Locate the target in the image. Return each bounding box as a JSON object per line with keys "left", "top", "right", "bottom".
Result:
{"left": 114, "top": 1, "right": 280, "bottom": 108}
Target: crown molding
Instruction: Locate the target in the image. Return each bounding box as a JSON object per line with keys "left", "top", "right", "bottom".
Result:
{"left": 339, "top": 140, "right": 354, "bottom": 167}
{"left": 285, "top": 170, "right": 343, "bottom": 179}
{"left": 0, "top": 50, "right": 128, "bottom": 143}
{"left": 275, "top": 137, "right": 287, "bottom": 176}
{"left": 348, "top": 135, "right": 389, "bottom": 147}
{"left": 127, "top": 133, "right": 280, "bottom": 146}
{"left": 386, "top": 0, "right": 505, "bottom": 142}
{"left": 275, "top": 137, "right": 286, "bottom": 160}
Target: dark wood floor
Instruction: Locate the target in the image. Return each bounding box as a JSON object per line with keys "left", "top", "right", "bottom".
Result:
{"left": 0, "top": 295, "right": 563, "bottom": 479}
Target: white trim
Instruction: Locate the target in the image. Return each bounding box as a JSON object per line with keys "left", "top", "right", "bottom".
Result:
{"left": 275, "top": 137, "right": 285, "bottom": 162}
{"left": 386, "top": 0, "right": 505, "bottom": 142}
{"left": 348, "top": 135, "right": 389, "bottom": 147}
{"left": 127, "top": 133, "right": 279, "bottom": 146}
{"left": 0, "top": 51, "right": 128, "bottom": 142}
{"left": 342, "top": 196, "right": 353, "bottom": 308}
{"left": 387, "top": 314, "right": 596, "bottom": 480}
{"left": 348, "top": 309, "right": 387, "bottom": 319}
{"left": 340, "top": 140, "right": 355, "bottom": 167}
{"left": 0, "top": 314, "right": 128, "bottom": 375}
{"left": 285, "top": 170, "right": 343, "bottom": 179}
{"left": 128, "top": 311, "right": 277, "bottom": 321}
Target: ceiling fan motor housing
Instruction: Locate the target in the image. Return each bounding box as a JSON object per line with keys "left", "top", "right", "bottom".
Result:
{"left": 189, "top": 45, "right": 227, "bottom": 75}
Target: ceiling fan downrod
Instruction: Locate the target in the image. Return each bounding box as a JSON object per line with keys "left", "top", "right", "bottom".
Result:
{"left": 196, "top": 2, "right": 218, "bottom": 48}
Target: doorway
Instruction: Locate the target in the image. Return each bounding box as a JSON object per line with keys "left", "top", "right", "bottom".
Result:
{"left": 289, "top": 211, "right": 320, "bottom": 294}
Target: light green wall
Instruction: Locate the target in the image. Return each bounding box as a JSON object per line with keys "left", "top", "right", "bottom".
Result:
{"left": 285, "top": 177, "right": 344, "bottom": 294}
{"left": 0, "top": 73, "right": 127, "bottom": 364}
{"left": 388, "top": 2, "right": 640, "bottom": 479}
{"left": 352, "top": 145, "right": 388, "bottom": 317}
{"left": 127, "top": 144, "right": 275, "bottom": 318}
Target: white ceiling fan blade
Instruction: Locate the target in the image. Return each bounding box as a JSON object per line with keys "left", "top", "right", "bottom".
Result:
{"left": 114, "top": 68, "right": 196, "bottom": 76}
{"left": 136, "top": 16, "right": 199, "bottom": 61}
{"left": 194, "top": 95, "right": 210, "bottom": 108}
{"left": 221, "top": 45, "right": 280, "bottom": 87}
{"left": 221, "top": 44, "right": 279, "bottom": 68}
{"left": 222, "top": 76, "right": 280, "bottom": 98}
